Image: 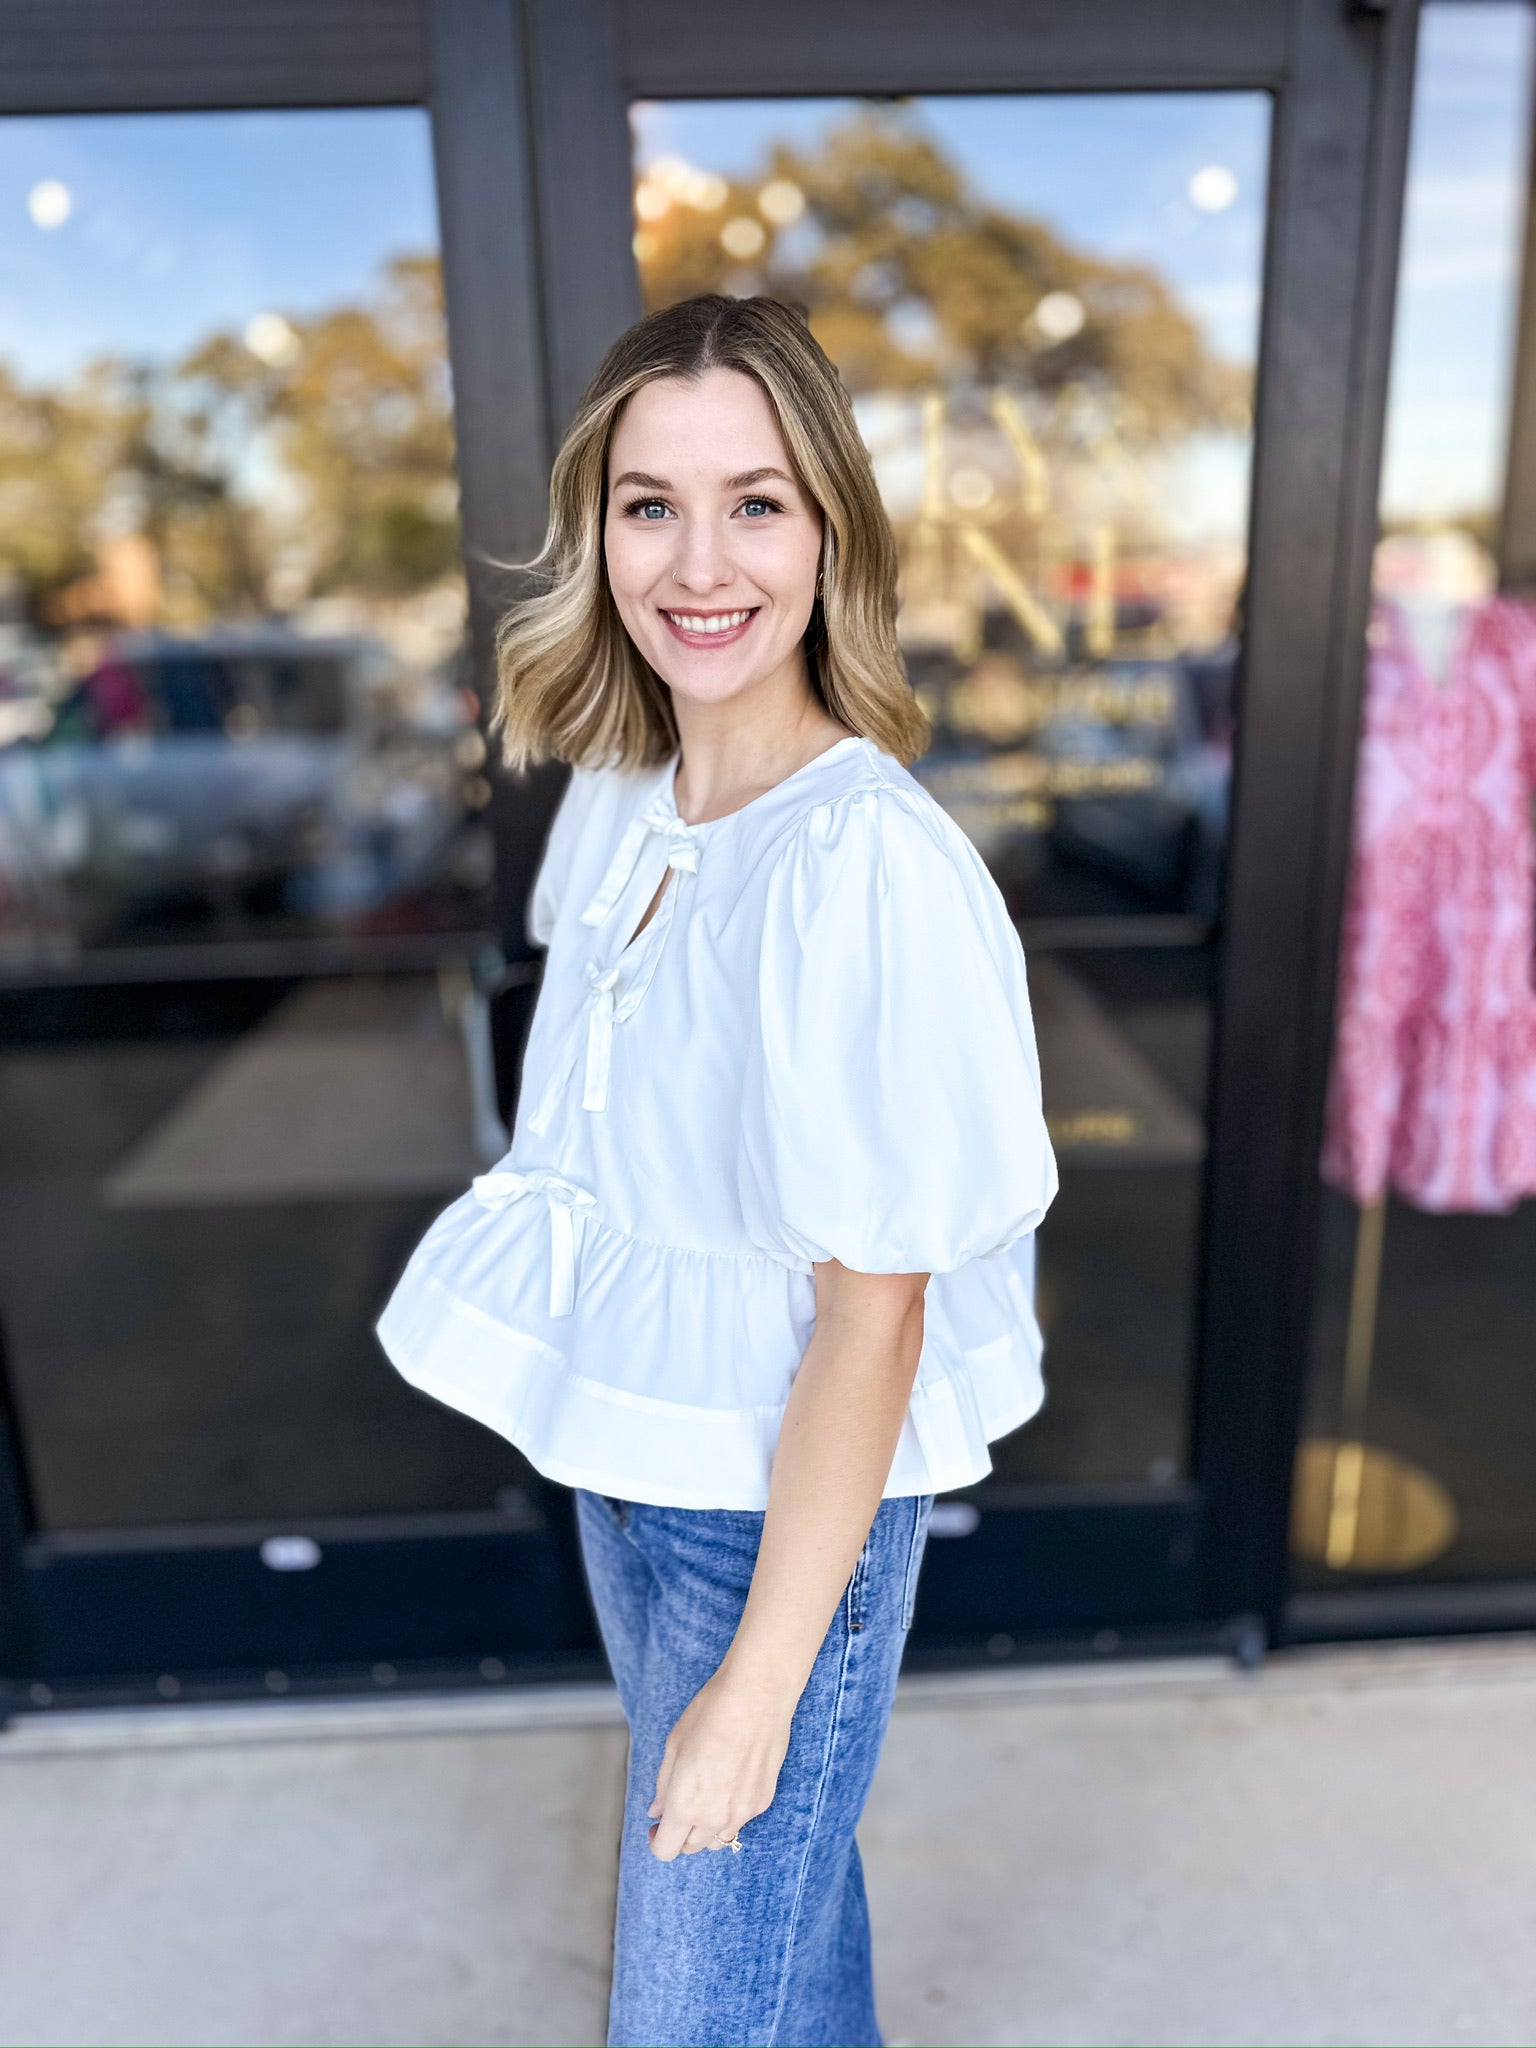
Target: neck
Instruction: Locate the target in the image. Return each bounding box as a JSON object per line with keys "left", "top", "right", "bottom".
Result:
{"left": 670, "top": 658, "right": 849, "bottom": 825}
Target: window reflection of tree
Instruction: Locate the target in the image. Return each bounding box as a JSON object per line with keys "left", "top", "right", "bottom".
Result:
{"left": 637, "top": 110, "right": 1245, "bottom": 433}
{"left": 0, "top": 252, "right": 460, "bottom": 635}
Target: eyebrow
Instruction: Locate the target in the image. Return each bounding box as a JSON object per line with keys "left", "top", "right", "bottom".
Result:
{"left": 609, "top": 466, "right": 798, "bottom": 493}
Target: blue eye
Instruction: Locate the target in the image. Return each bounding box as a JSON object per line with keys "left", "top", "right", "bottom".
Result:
{"left": 739, "top": 496, "right": 783, "bottom": 518}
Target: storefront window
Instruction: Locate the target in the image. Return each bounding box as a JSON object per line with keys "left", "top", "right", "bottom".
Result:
{"left": 0, "top": 112, "right": 527, "bottom": 1534}
{"left": 1294, "top": 4, "right": 1536, "bottom": 1584}
{"left": 631, "top": 93, "right": 1270, "bottom": 1487}
{"left": 0, "top": 110, "right": 490, "bottom": 966}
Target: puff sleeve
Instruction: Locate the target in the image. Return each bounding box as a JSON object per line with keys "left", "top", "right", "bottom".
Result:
{"left": 739, "top": 788, "right": 1059, "bottom": 1274}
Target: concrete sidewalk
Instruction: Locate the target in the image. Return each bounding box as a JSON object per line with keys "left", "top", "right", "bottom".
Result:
{"left": 2, "top": 1638, "right": 1534, "bottom": 2047}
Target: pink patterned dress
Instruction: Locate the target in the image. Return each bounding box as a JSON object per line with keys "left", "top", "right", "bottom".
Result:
{"left": 1321, "top": 596, "right": 1536, "bottom": 1213}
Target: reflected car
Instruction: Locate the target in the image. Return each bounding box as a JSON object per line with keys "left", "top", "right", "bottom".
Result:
{"left": 0, "top": 627, "right": 487, "bottom": 951}
{"left": 911, "top": 640, "right": 1236, "bottom": 921}
{"left": 1046, "top": 650, "right": 1234, "bottom": 917}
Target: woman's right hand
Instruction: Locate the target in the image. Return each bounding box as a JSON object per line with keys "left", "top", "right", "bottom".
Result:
{"left": 645, "top": 1664, "right": 796, "bottom": 1860}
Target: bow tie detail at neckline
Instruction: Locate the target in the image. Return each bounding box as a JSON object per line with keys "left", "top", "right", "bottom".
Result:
{"left": 470, "top": 1167, "right": 597, "bottom": 1317}
{"left": 523, "top": 795, "right": 702, "bottom": 1141}
{"left": 579, "top": 795, "right": 702, "bottom": 929}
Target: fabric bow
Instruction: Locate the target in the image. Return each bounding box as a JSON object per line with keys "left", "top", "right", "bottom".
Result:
{"left": 524, "top": 958, "right": 626, "bottom": 1136}
{"left": 579, "top": 795, "right": 702, "bottom": 929}
{"left": 471, "top": 1166, "right": 597, "bottom": 1317}
{"left": 580, "top": 959, "right": 623, "bottom": 1112}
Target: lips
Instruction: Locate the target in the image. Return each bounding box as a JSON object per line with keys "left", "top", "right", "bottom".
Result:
{"left": 659, "top": 606, "right": 760, "bottom": 649}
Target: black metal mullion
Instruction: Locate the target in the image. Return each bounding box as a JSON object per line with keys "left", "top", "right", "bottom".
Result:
{"left": 0, "top": 0, "right": 430, "bottom": 113}
{"left": 427, "top": 0, "right": 553, "bottom": 657}
{"left": 0, "top": 1318, "right": 41, "bottom": 1684}
{"left": 1263, "top": 0, "right": 1428, "bottom": 1647}
{"left": 617, "top": 0, "right": 1289, "bottom": 97}
{"left": 425, "top": 0, "right": 571, "bottom": 964}
{"left": 524, "top": 0, "right": 642, "bottom": 439}
{"left": 1193, "top": 0, "right": 1423, "bottom": 1636}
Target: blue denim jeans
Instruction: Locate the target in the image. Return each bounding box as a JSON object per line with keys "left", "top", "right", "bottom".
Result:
{"left": 574, "top": 1487, "right": 936, "bottom": 2048}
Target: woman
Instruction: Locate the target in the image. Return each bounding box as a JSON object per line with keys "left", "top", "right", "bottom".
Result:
{"left": 377, "top": 294, "right": 1058, "bottom": 2047}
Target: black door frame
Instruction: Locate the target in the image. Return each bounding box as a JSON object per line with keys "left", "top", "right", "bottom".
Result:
{"left": 0, "top": 0, "right": 1420, "bottom": 1708}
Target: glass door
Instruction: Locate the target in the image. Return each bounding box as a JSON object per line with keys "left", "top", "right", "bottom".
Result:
{"left": 627, "top": 90, "right": 1265, "bottom": 1642}
{"left": 1290, "top": 0, "right": 1536, "bottom": 1638}
{"left": 522, "top": 0, "right": 1419, "bottom": 1655}
{"left": 0, "top": 62, "right": 594, "bottom": 1701}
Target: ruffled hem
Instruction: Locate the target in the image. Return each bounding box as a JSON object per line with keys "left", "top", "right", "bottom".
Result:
{"left": 375, "top": 1265, "right": 1045, "bottom": 1509}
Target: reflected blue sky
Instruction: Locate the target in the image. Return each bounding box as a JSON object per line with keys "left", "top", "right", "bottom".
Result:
{"left": 634, "top": 94, "right": 1272, "bottom": 367}
{"left": 0, "top": 109, "right": 438, "bottom": 382}
{"left": 1380, "top": 2, "right": 1535, "bottom": 524}
{"left": 1, "top": 15, "right": 1530, "bottom": 528}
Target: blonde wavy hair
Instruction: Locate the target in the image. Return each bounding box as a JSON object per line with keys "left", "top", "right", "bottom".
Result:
{"left": 491, "top": 294, "right": 928, "bottom": 771}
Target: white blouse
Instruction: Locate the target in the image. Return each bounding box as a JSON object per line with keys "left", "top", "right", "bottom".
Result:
{"left": 375, "top": 733, "right": 1059, "bottom": 1508}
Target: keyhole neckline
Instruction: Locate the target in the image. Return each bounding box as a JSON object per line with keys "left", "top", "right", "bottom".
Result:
{"left": 620, "top": 866, "right": 677, "bottom": 957}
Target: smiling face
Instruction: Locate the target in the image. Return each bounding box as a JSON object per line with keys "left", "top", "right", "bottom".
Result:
{"left": 603, "top": 367, "right": 825, "bottom": 714}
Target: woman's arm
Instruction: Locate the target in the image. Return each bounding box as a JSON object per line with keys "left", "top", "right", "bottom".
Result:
{"left": 646, "top": 1259, "right": 928, "bottom": 1860}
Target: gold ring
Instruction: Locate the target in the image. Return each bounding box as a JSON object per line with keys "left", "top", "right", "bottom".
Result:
{"left": 714, "top": 1829, "right": 744, "bottom": 1853}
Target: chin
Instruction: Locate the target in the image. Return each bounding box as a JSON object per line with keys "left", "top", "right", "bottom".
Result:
{"left": 663, "top": 665, "right": 764, "bottom": 710}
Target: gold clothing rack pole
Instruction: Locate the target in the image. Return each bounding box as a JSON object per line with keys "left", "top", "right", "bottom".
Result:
{"left": 1324, "top": 1192, "right": 1387, "bottom": 1568}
